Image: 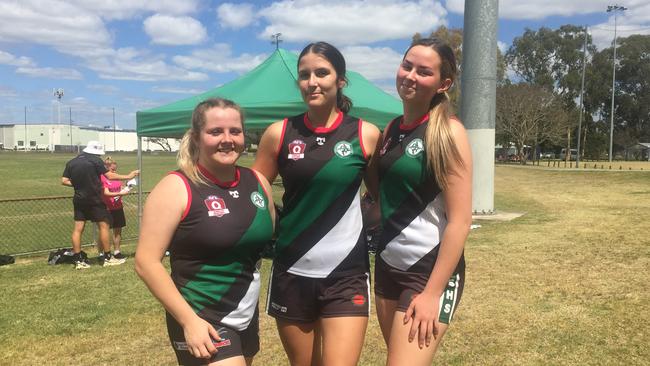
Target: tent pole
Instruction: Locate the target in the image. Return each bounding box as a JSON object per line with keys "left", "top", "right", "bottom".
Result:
{"left": 137, "top": 136, "right": 143, "bottom": 233}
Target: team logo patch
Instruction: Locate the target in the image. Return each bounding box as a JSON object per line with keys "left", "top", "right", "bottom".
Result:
{"left": 229, "top": 190, "right": 239, "bottom": 198}
{"left": 250, "top": 191, "right": 266, "bottom": 209}
{"left": 204, "top": 195, "right": 230, "bottom": 217}
{"left": 405, "top": 138, "right": 424, "bottom": 158}
{"left": 352, "top": 294, "right": 366, "bottom": 306}
{"left": 316, "top": 136, "right": 326, "bottom": 145}
{"left": 334, "top": 141, "right": 353, "bottom": 158}
{"left": 288, "top": 139, "right": 306, "bottom": 160}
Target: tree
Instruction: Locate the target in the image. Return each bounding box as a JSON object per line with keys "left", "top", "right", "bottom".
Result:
{"left": 146, "top": 137, "right": 173, "bottom": 152}
{"left": 496, "top": 84, "right": 567, "bottom": 164}
{"left": 413, "top": 26, "right": 508, "bottom": 110}
{"left": 506, "top": 25, "right": 597, "bottom": 156}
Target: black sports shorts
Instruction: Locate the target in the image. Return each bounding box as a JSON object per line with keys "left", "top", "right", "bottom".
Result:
{"left": 166, "top": 310, "right": 259, "bottom": 365}
{"left": 374, "top": 254, "right": 465, "bottom": 324}
{"left": 109, "top": 208, "right": 126, "bottom": 228}
{"left": 266, "top": 264, "right": 370, "bottom": 322}
{"left": 73, "top": 201, "right": 110, "bottom": 223}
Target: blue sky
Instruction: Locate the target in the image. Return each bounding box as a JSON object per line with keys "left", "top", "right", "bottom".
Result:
{"left": 1, "top": 0, "right": 648, "bottom": 130}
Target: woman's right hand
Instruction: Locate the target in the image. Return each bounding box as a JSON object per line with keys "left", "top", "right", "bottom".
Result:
{"left": 182, "top": 316, "right": 222, "bottom": 359}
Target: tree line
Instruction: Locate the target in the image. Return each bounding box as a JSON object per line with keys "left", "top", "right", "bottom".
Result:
{"left": 418, "top": 25, "right": 650, "bottom": 163}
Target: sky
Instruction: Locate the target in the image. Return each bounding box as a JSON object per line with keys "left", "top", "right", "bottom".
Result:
{"left": 1, "top": 0, "right": 649, "bottom": 130}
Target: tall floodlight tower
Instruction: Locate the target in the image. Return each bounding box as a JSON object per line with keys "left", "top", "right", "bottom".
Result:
{"left": 53, "top": 88, "right": 64, "bottom": 152}
{"left": 606, "top": 4, "right": 627, "bottom": 162}
{"left": 460, "top": 0, "right": 499, "bottom": 214}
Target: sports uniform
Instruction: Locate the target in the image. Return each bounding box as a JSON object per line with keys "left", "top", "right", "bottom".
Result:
{"left": 167, "top": 166, "right": 273, "bottom": 364}
{"left": 375, "top": 115, "right": 465, "bottom": 324}
{"left": 267, "top": 111, "right": 371, "bottom": 322}
{"left": 100, "top": 175, "right": 126, "bottom": 228}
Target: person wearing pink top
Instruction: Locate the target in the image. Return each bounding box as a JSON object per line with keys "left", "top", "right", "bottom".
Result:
{"left": 101, "top": 157, "right": 131, "bottom": 260}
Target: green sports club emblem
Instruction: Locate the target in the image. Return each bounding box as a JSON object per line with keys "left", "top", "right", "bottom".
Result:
{"left": 405, "top": 138, "right": 424, "bottom": 158}
{"left": 334, "top": 141, "right": 353, "bottom": 158}
{"left": 250, "top": 192, "right": 266, "bottom": 209}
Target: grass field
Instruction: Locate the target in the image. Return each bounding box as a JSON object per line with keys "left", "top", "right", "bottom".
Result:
{"left": 1, "top": 154, "right": 649, "bottom": 365}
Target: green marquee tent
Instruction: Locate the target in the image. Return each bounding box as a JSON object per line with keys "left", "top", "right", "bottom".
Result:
{"left": 136, "top": 48, "right": 402, "bottom": 137}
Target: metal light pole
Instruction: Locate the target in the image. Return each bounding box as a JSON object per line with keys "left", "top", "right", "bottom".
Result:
{"left": 53, "top": 88, "right": 64, "bottom": 152}
{"left": 271, "top": 33, "right": 282, "bottom": 50}
{"left": 576, "top": 26, "right": 588, "bottom": 168}
{"left": 24, "top": 106, "right": 27, "bottom": 152}
{"left": 607, "top": 5, "right": 627, "bottom": 162}
{"left": 112, "top": 107, "right": 116, "bottom": 152}
{"left": 69, "top": 107, "right": 73, "bottom": 151}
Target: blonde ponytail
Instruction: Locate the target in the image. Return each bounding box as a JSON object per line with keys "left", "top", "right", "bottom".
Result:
{"left": 424, "top": 92, "right": 464, "bottom": 191}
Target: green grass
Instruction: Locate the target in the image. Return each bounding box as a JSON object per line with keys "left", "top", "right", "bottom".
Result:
{"left": 1, "top": 157, "right": 649, "bottom": 365}
{"left": 0, "top": 152, "right": 259, "bottom": 255}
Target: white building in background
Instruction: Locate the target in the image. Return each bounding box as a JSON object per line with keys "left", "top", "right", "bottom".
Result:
{"left": 0, "top": 124, "right": 179, "bottom": 152}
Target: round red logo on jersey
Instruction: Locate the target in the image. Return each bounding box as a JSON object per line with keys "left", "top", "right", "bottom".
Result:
{"left": 352, "top": 294, "right": 366, "bottom": 305}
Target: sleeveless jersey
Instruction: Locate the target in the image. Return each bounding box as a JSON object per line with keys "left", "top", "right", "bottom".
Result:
{"left": 275, "top": 112, "right": 369, "bottom": 278}
{"left": 169, "top": 167, "right": 273, "bottom": 331}
{"left": 378, "top": 115, "right": 447, "bottom": 273}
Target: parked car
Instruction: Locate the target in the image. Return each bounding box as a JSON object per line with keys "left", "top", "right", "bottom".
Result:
{"left": 559, "top": 148, "right": 578, "bottom": 160}
{"left": 540, "top": 152, "right": 554, "bottom": 159}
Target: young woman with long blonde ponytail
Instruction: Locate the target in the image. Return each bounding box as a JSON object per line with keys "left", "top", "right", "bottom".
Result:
{"left": 371, "top": 37, "right": 473, "bottom": 365}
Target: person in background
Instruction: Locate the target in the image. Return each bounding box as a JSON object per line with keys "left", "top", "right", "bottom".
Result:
{"left": 135, "top": 98, "right": 275, "bottom": 366}
{"left": 100, "top": 156, "right": 131, "bottom": 260}
{"left": 371, "top": 37, "right": 473, "bottom": 365}
{"left": 61, "top": 140, "right": 139, "bottom": 269}
{"left": 253, "top": 41, "right": 380, "bottom": 366}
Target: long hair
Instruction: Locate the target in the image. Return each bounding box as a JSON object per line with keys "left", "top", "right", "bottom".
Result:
{"left": 403, "top": 37, "right": 463, "bottom": 190}
{"left": 298, "top": 41, "right": 352, "bottom": 113}
{"left": 177, "top": 98, "right": 244, "bottom": 185}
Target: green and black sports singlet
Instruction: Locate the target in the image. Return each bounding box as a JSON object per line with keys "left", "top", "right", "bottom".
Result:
{"left": 169, "top": 167, "right": 273, "bottom": 331}
{"left": 275, "top": 111, "right": 370, "bottom": 278}
{"left": 378, "top": 115, "right": 448, "bottom": 273}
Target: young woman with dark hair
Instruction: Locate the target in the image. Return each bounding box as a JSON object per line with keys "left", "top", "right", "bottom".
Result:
{"left": 253, "top": 41, "right": 380, "bottom": 366}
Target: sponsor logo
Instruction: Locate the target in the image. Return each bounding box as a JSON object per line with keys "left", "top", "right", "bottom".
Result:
{"left": 316, "top": 136, "right": 326, "bottom": 145}
{"left": 173, "top": 339, "right": 232, "bottom": 351}
{"left": 380, "top": 137, "right": 392, "bottom": 156}
{"left": 229, "top": 190, "right": 239, "bottom": 198}
{"left": 271, "top": 302, "right": 287, "bottom": 313}
{"left": 398, "top": 133, "right": 406, "bottom": 142}
{"left": 250, "top": 191, "right": 266, "bottom": 209}
{"left": 288, "top": 139, "right": 306, "bottom": 160}
{"left": 352, "top": 294, "right": 366, "bottom": 306}
{"left": 204, "top": 195, "right": 230, "bottom": 217}
{"left": 405, "top": 138, "right": 424, "bottom": 158}
{"left": 334, "top": 141, "right": 353, "bottom": 158}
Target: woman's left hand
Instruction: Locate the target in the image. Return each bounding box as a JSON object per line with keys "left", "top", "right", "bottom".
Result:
{"left": 403, "top": 291, "right": 439, "bottom": 349}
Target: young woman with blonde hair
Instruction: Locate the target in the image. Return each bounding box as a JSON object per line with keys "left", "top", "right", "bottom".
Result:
{"left": 372, "top": 37, "right": 473, "bottom": 365}
{"left": 136, "top": 98, "right": 275, "bottom": 366}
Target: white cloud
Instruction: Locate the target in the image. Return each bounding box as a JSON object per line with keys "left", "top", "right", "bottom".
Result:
{"left": 71, "top": 0, "right": 200, "bottom": 20}
{"left": 173, "top": 43, "right": 268, "bottom": 73}
{"left": 16, "top": 67, "right": 83, "bottom": 79}
{"left": 448, "top": 0, "right": 650, "bottom": 22}
{"left": 87, "top": 84, "right": 120, "bottom": 94}
{"left": 0, "top": 51, "right": 35, "bottom": 67}
{"left": 497, "top": 41, "right": 507, "bottom": 53}
{"left": 152, "top": 86, "right": 205, "bottom": 94}
{"left": 342, "top": 46, "right": 403, "bottom": 81}
{"left": 217, "top": 3, "right": 256, "bottom": 29}
{"left": 82, "top": 47, "right": 208, "bottom": 81}
{"left": 0, "top": 86, "right": 18, "bottom": 97}
{"left": 143, "top": 14, "right": 207, "bottom": 45}
{"left": 258, "top": 0, "right": 447, "bottom": 45}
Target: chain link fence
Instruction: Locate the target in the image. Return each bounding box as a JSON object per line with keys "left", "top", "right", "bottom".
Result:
{"left": 0, "top": 193, "right": 147, "bottom": 256}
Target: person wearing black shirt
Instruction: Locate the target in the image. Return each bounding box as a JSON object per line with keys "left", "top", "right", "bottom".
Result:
{"left": 61, "top": 141, "right": 139, "bottom": 269}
